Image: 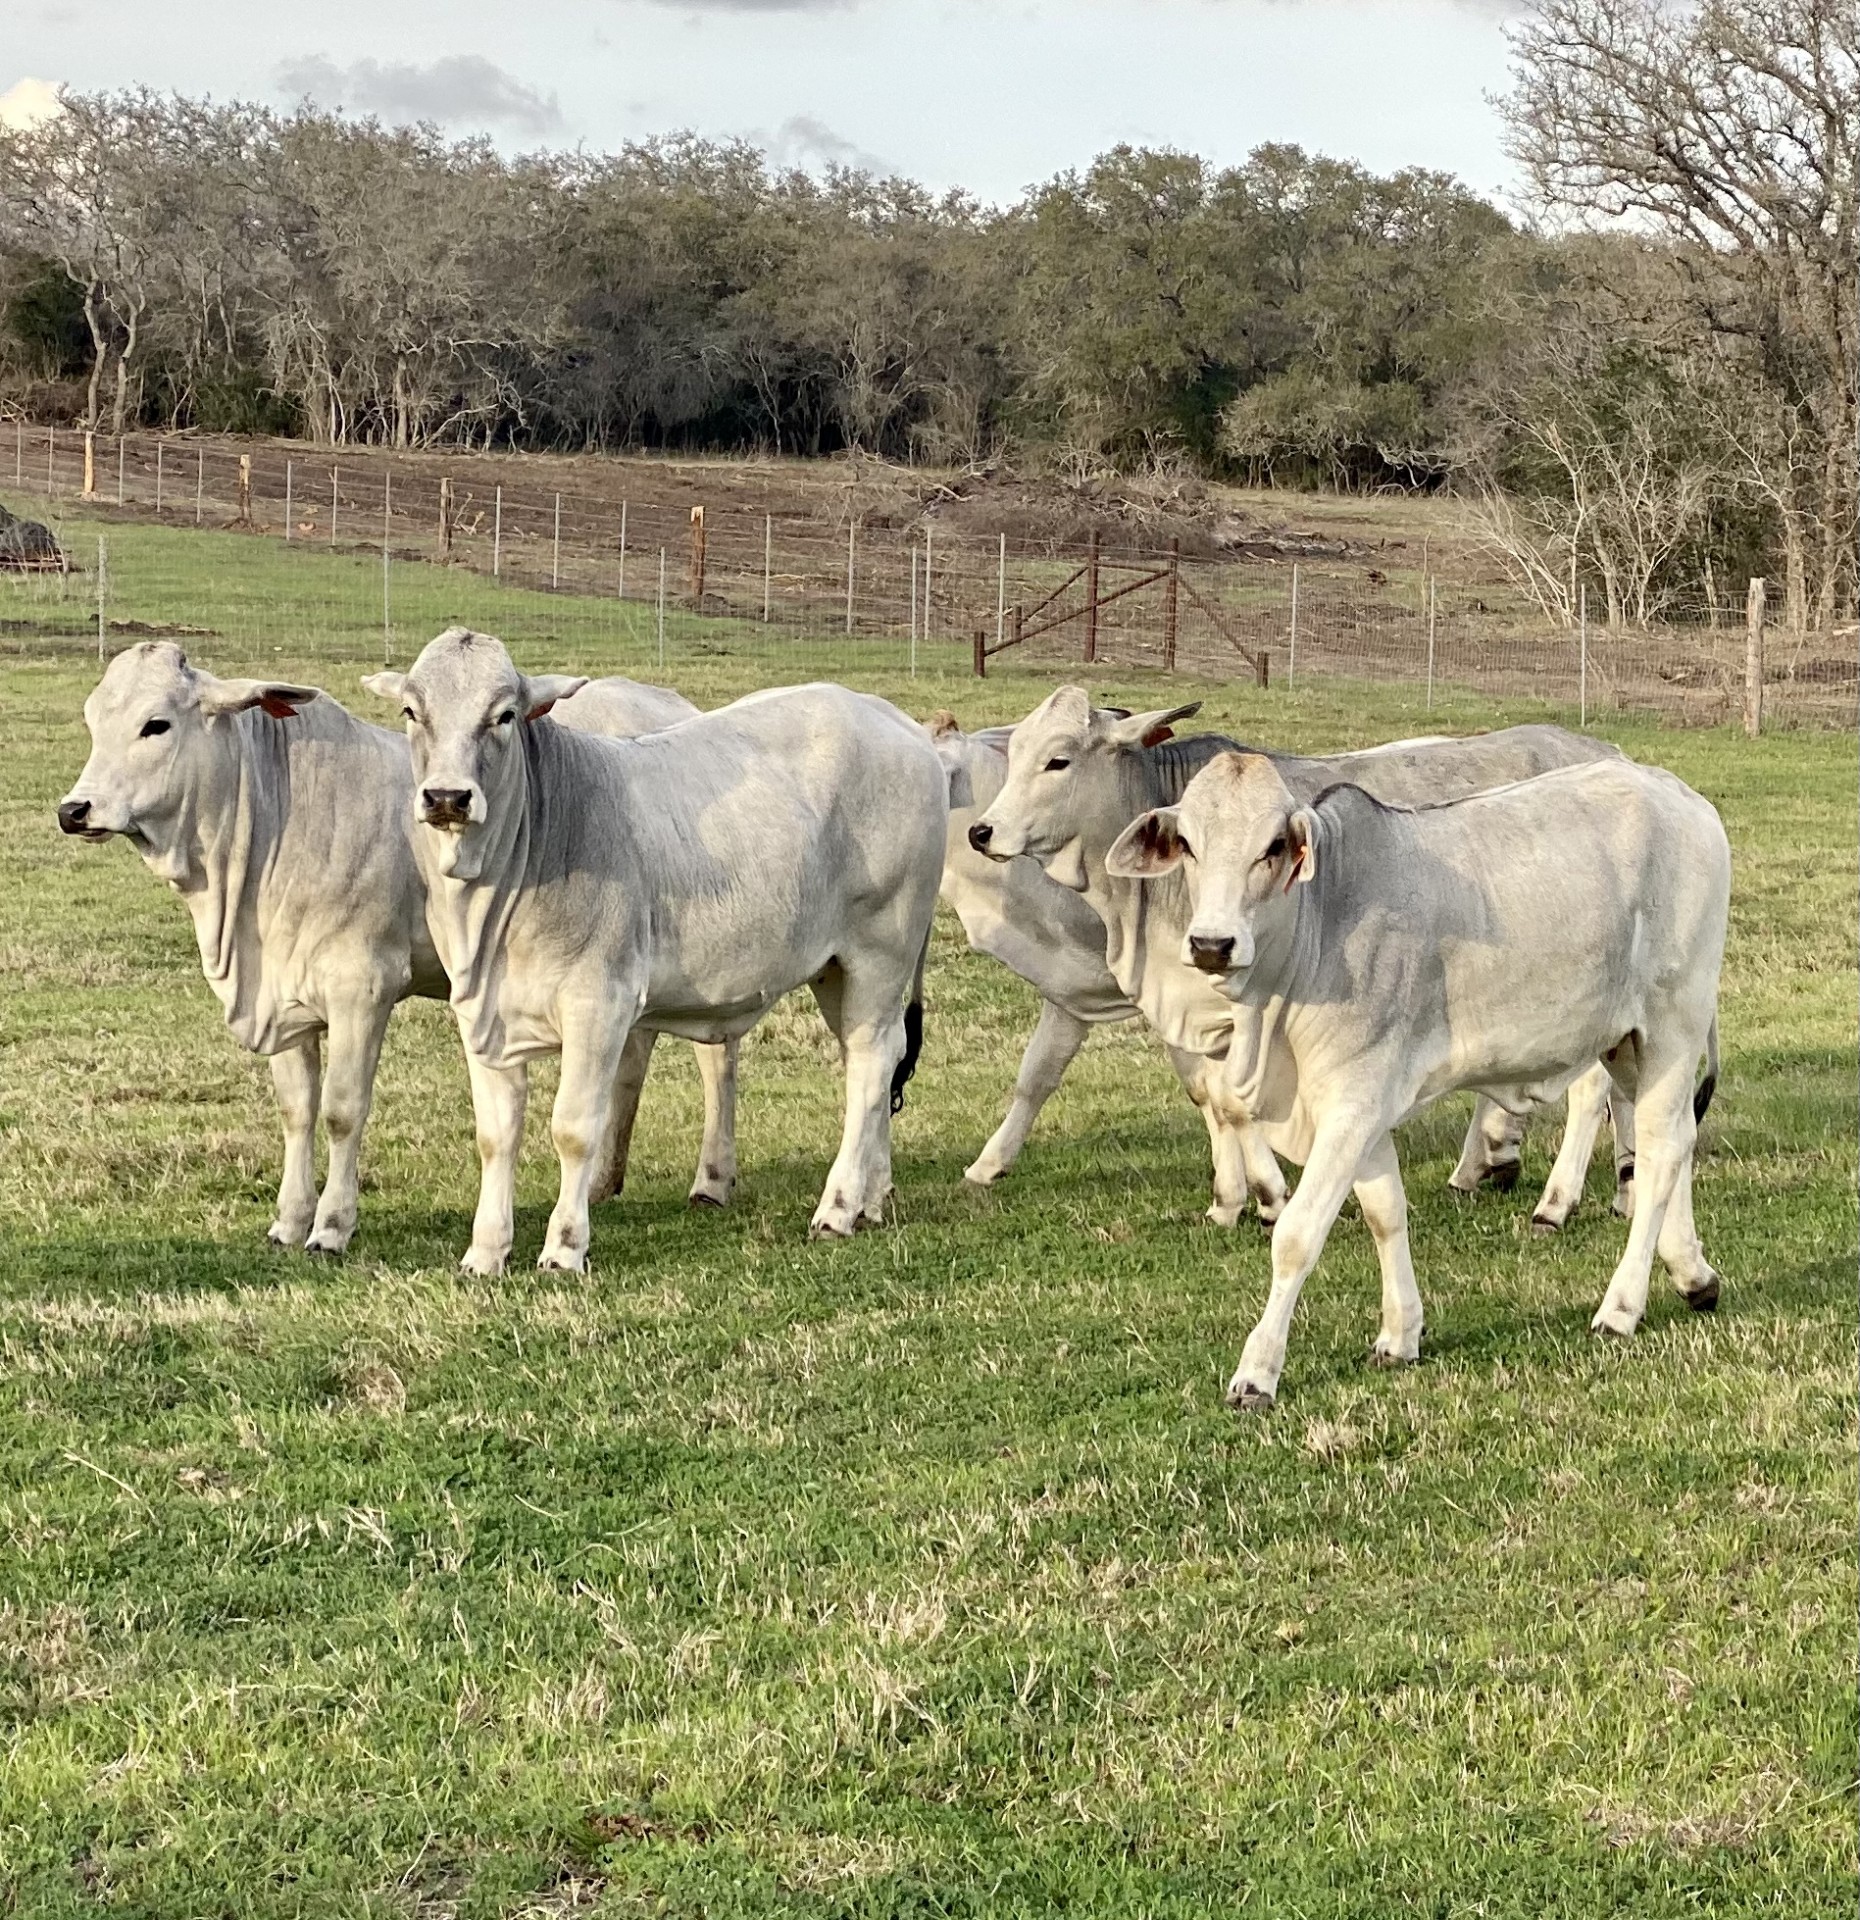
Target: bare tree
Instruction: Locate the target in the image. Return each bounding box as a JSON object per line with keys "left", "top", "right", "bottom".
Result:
{"left": 1503, "top": 0, "right": 1860, "bottom": 625}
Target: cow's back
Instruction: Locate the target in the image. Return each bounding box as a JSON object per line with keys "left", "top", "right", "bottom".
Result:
{"left": 1282, "top": 724, "right": 1616, "bottom": 808}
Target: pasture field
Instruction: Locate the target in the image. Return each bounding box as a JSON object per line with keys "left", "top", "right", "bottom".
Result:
{"left": 0, "top": 521, "right": 1854, "bottom": 1917}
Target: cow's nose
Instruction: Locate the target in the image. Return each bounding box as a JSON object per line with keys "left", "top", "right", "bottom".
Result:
{"left": 421, "top": 787, "right": 473, "bottom": 818}
{"left": 967, "top": 820, "right": 993, "bottom": 853}
{"left": 57, "top": 799, "right": 91, "bottom": 835}
{"left": 1187, "top": 933, "right": 1236, "bottom": 973}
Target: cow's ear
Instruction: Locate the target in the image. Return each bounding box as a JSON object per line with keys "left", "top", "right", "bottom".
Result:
{"left": 197, "top": 676, "right": 318, "bottom": 720}
{"left": 1105, "top": 807, "right": 1187, "bottom": 879}
{"left": 524, "top": 674, "right": 589, "bottom": 721}
{"left": 361, "top": 671, "right": 407, "bottom": 704}
{"left": 943, "top": 754, "right": 974, "bottom": 810}
{"left": 1101, "top": 702, "right": 1202, "bottom": 749}
{"left": 1284, "top": 808, "right": 1319, "bottom": 888}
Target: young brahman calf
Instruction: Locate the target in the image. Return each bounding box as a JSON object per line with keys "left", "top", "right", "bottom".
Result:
{"left": 1106, "top": 751, "right": 1729, "bottom": 1409}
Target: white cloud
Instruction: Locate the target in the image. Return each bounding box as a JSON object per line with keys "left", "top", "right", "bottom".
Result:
{"left": 0, "top": 76, "right": 64, "bottom": 131}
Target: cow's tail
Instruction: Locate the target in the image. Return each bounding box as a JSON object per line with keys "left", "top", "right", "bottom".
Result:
{"left": 1693, "top": 1014, "right": 1719, "bottom": 1125}
{"left": 890, "top": 925, "right": 932, "bottom": 1116}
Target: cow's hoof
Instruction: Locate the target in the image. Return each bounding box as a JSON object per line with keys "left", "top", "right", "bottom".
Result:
{"left": 267, "top": 1219, "right": 310, "bottom": 1248}
{"left": 1482, "top": 1160, "right": 1522, "bottom": 1194}
{"left": 1589, "top": 1304, "right": 1639, "bottom": 1340}
{"left": 537, "top": 1247, "right": 586, "bottom": 1274}
{"left": 687, "top": 1189, "right": 729, "bottom": 1211}
{"left": 1530, "top": 1210, "right": 1565, "bottom": 1235}
{"left": 304, "top": 1229, "right": 352, "bottom": 1257}
{"left": 1612, "top": 1185, "right": 1636, "bottom": 1222}
{"left": 459, "top": 1247, "right": 508, "bottom": 1278}
{"left": 963, "top": 1159, "right": 1004, "bottom": 1187}
{"left": 1368, "top": 1336, "right": 1420, "bottom": 1368}
{"left": 1205, "top": 1201, "right": 1245, "bottom": 1229}
{"left": 1678, "top": 1274, "right": 1720, "bottom": 1313}
{"left": 1254, "top": 1201, "right": 1286, "bottom": 1228}
{"left": 809, "top": 1215, "right": 856, "bottom": 1241}
{"left": 1224, "top": 1378, "right": 1276, "bottom": 1414}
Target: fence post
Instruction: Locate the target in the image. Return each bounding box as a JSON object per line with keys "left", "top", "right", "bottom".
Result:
{"left": 846, "top": 520, "right": 857, "bottom": 635}
{"left": 1084, "top": 527, "right": 1100, "bottom": 663}
{"left": 285, "top": 459, "right": 294, "bottom": 541}
{"left": 552, "top": 493, "right": 562, "bottom": 590}
{"left": 657, "top": 548, "right": 667, "bottom": 670}
{"left": 1578, "top": 583, "right": 1588, "bottom": 727}
{"left": 909, "top": 547, "right": 919, "bottom": 677}
{"left": 1162, "top": 539, "right": 1179, "bottom": 672}
{"left": 618, "top": 501, "right": 628, "bottom": 600}
{"left": 492, "top": 485, "right": 502, "bottom": 578}
{"left": 46, "top": 424, "right": 54, "bottom": 498}
{"left": 1744, "top": 577, "right": 1765, "bottom": 737}
{"left": 923, "top": 526, "right": 933, "bottom": 642}
{"left": 995, "top": 533, "right": 1007, "bottom": 656}
{"left": 116, "top": 438, "right": 124, "bottom": 507}
{"left": 154, "top": 440, "right": 163, "bottom": 514}
{"left": 82, "top": 430, "right": 95, "bottom": 498}
{"left": 1288, "top": 562, "right": 1300, "bottom": 686}
{"left": 1425, "top": 575, "right": 1436, "bottom": 711}
{"left": 12, "top": 419, "right": 19, "bottom": 486}
{"left": 237, "top": 453, "right": 252, "bottom": 526}
{"left": 690, "top": 505, "right": 706, "bottom": 605}
{"left": 195, "top": 447, "right": 203, "bottom": 525}
{"left": 761, "top": 513, "right": 771, "bottom": 622}
{"left": 973, "top": 628, "right": 986, "bottom": 678}
{"left": 96, "top": 536, "right": 106, "bottom": 663}
{"left": 382, "top": 470, "right": 393, "bottom": 663}
{"left": 438, "top": 476, "right": 452, "bottom": 557}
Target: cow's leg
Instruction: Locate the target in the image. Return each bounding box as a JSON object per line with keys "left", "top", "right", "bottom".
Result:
{"left": 541, "top": 1017, "right": 631, "bottom": 1273}
{"left": 688, "top": 1039, "right": 739, "bottom": 1208}
{"left": 305, "top": 995, "right": 393, "bottom": 1255}
{"left": 461, "top": 1053, "right": 529, "bottom": 1277}
{"left": 966, "top": 1001, "right": 1091, "bottom": 1187}
{"left": 1357, "top": 1133, "right": 1423, "bottom": 1367}
{"left": 593, "top": 1025, "right": 657, "bottom": 1204}
{"left": 267, "top": 1037, "right": 322, "bottom": 1247}
{"left": 1448, "top": 1096, "right": 1525, "bottom": 1194}
{"left": 809, "top": 966, "right": 906, "bottom": 1238}
{"left": 1590, "top": 1059, "right": 1697, "bottom": 1338}
{"left": 1611, "top": 1090, "right": 1638, "bottom": 1220}
{"left": 1656, "top": 1157, "right": 1720, "bottom": 1311}
{"left": 1531, "top": 1062, "right": 1614, "bottom": 1231}
{"left": 1227, "top": 1112, "right": 1379, "bottom": 1412}
{"left": 1183, "top": 1054, "right": 1286, "bottom": 1226}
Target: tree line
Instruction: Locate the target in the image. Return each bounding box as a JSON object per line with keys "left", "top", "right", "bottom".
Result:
{"left": 0, "top": 0, "right": 1851, "bottom": 630}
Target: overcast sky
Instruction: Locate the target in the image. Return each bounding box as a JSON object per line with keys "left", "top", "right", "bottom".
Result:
{"left": 6, "top": 0, "right": 1526, "bottom": 204}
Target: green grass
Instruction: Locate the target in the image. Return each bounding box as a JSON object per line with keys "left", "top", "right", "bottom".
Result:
{"left": 0, "top": 520, "right": 1854, "bottom": 1916}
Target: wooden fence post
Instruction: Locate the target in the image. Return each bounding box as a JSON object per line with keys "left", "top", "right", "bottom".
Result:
{"left": 690, "top": 506, "right": 707, "bottom": 606}
{"left": 1744, "top": 577, "right": 1765, "bottom": 737}
{"left": 82, "top": 431, "right": 95, "bottom": 498}
{"left": 438, "top": 476, "right": 453, "bottom": 556}
{"left": 1162, "top": 538, "right": 1180, "bottom": 672}
{"left": 237, "top": 453, "right": 252, "bottom": 525}
{"left": 1083, "top": 527, "right": 1100, "bottom": 663}
{"left": 973, "top": 629, "right": 987, "bottom": 678}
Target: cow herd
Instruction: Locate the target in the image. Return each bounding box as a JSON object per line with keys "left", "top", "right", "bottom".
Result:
{"left": 56, "top": 628, "right": 1731, "bottom": 1407}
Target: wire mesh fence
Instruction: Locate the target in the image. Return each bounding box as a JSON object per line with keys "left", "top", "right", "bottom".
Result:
{"left": 2, "top": 424, "right": 1853, "bottom": 729}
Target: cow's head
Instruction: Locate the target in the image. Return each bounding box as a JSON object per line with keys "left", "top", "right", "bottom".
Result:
{"left": 58, "top": 642, "right": 317, "bottom": 876}
{"left": 968, "top": 686, "right": 1200, "bottom": 891}
{"left": 1105, "top": 751, "right": 1318, "bottom": 990}
{"left": 365, "top": 627, "right": 584, "bottom": 881}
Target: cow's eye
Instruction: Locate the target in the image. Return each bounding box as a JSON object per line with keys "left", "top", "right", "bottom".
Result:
{"left": 1043, "top": 757, "right": 1070, "bottom": 772}
{"left": 139, "top": 718, "right": 170, "bottom": 738}
{"left": 1263, "top": 836, "right": 1286, "bottom": 862}
{"left": 495, "top": 710, "right": 516, "bottom": 728}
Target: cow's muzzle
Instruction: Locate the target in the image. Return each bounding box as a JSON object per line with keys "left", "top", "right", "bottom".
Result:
{"left": 57, "top": 798, "right": 113, "bottom": 842}
{"left": 420, "top": 787, "right": 476, "bottom": 829}
{"left": 1187, "top": 933, "right": 1237, "bottom": 974}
